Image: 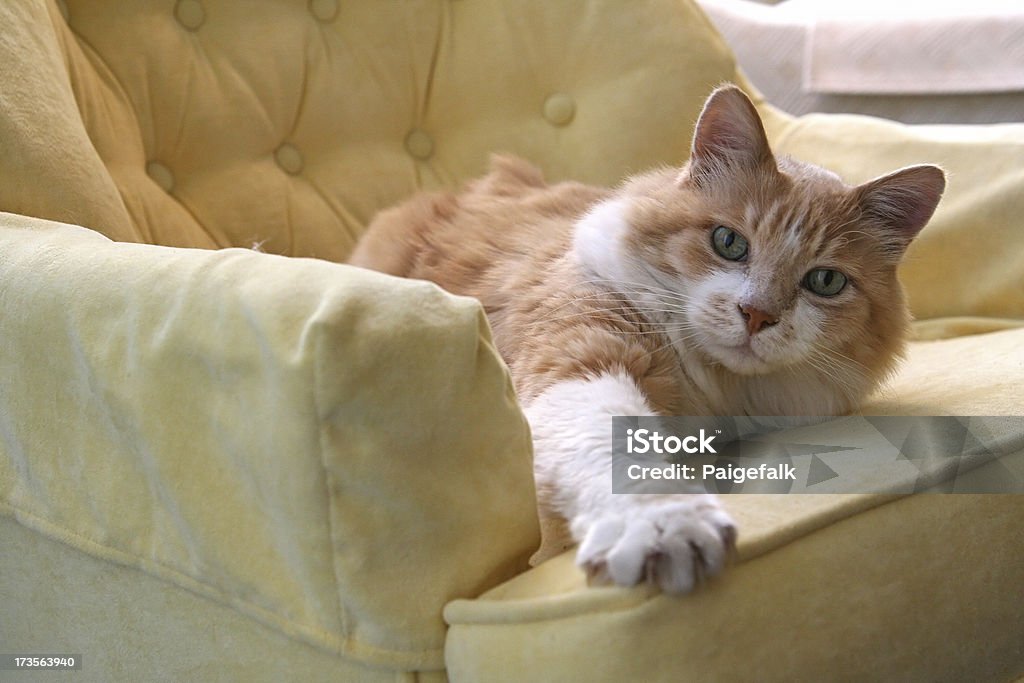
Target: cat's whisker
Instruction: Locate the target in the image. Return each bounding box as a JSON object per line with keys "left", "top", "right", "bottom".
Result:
{"left": 809, "top": 343, "right": 870, "bottom": 376}
{"left": 536, "top": 303, "right": 688, "bottom": 325}
{"left": 638, "top": 336, "right": 686, "bottom": 363}
{"left": 532, "top": 288, "right": 690, "bottom": 317}
{"left": 572, "top": 284, "right": 695, "bottom": 306}
{"left": 537, "top": 305, "right": 688, "bottom": 325}
{"left": 647, "top": 294, "right": 695, "bottom": 309}
{"left": 637, "top": 265, "right": 689, "bottom": 300}
{"left": 604, "top": 328, "right": 697, "bottom": 337}
{"left": 836, "top": 229, "right": 880, "bottom": 242}
{"left": 574, "top": 276, "right": 690, "bottom": 295}
{"left": 533, "top": 293, "right": 631, "bottom": 316}
{"left": 640, "top": 325, "right": 706, "bottom": 359}
{"left": 537, "top": 309, "right": 685, "bottom": 325}
{"left": 800, "top": 350, "right": 839, "bottom": 379}
{"left": 804, "top": 351, "right": 843, "bottom": 378}
{"left": 540, "top": 313, "right": 675, "bottom": 329}
{"left": 535, "top": 300, "right": 639, "bottom": 324}
{"left": 803, "top": 354, "right": 859, "bottom": 400}
{"left": 572, "top": 276, "right": 696, "bottom": 303}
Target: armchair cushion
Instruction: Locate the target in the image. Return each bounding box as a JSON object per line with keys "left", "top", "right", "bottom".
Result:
{"left": 446, "top": 492, "right": 1024, "bottom": 682}
{"left": 445, "top": 328, "right": 1024, "bottom": 682}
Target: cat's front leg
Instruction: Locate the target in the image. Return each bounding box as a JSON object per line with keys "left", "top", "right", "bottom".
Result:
{"left": 524, "top": 371, "right": 736, "bottom": 594}
{"left": 572, "top": 493, "right": 736, "bottom": 593}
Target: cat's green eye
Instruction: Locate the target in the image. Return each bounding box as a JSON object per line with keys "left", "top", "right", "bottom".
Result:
{"left": 711, "top": 226, "right": 748, "bottom": 261}
{"left": 803, "top": 268, "right": 848, "bottom": 297}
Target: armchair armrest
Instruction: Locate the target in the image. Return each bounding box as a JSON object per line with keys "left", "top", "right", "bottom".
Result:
{"left": 0, "top": 213, "right": 539, "bottom": 670}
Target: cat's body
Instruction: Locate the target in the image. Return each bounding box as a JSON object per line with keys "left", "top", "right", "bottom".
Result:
{"left": 350, "top": 86, "right": 944, "bottom": 593}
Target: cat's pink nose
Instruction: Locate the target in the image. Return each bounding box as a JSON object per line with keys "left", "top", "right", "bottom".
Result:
{"left": 738, "top": 304, "right": 779, "bottom": 335}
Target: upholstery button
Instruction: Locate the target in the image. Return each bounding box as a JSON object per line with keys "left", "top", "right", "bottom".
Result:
{"left": 543, "top": 93, "right": 576, "bottom": 126}
{"left": 404, "top": 129, "right": 434, "bottom": 160}
{"left": 175, "top": 0, "right": 205, "bottom": 31}
{"left": 275, "top": 144, "right": 304, "bottom": 175}
{"left": 146, "top": 162, "right": 175, "bottom": 192}
{"left": 309, "top": 0, "right": 338, "bottom": 23}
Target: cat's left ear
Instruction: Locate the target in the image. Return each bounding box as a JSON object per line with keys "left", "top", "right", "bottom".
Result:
{"left": 854, "top": 165, "right": 946, "bottom": 253}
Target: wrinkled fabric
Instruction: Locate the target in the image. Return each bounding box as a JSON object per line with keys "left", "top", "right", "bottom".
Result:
{"left": 0, "top": 216, "right": 538, "bottom": 669}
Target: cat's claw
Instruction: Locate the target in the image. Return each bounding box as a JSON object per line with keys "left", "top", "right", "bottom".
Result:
{"left": 575, "top": 497, "right": 737, "bottom": 594}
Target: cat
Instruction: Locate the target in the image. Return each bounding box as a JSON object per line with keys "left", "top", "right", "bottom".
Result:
{"left": 348, "top": 85, "right": 945, "bottom": 593}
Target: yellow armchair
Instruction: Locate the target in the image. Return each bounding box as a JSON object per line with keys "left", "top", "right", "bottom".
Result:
{"left": 1, "top": 1, "right": 1021, "bottom": 680}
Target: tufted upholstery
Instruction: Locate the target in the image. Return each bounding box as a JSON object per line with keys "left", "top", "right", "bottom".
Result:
{"left": 3, "top": 0, "right": 734, "bottom": 259}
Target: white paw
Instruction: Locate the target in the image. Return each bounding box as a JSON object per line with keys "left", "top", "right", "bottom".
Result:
{"left": 575, "top": 496, "right": 737, "bottom": 594}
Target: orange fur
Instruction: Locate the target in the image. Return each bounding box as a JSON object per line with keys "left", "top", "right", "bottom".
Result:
{"left": 350, "top": 87, "right": 944, "bottom": 418}
{"left": 350, "top": 86, "right": 946, "bottom": 585}
{"left": 349, "top": 157, "right": 688, "bottom": 409}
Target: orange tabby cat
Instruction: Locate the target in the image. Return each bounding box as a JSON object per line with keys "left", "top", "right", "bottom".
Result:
{"left": 349, "top": 85, "right": 945, "bottom": 593}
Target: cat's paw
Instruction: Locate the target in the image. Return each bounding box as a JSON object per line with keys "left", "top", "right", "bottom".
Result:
{"left": 574, "top": 496, "right": 736, "bottom": 594}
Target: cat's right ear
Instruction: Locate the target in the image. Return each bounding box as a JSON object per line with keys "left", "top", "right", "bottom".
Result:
{"left": 686, "top": 85, "right": 774, "bottom": 185}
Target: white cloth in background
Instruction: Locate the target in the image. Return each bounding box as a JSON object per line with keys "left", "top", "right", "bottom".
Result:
{"left": 804, "top": 0, "right": 1024, "bottom": 94}
{"left": 698, "top": 0, "right": 1024, "bottom": 123}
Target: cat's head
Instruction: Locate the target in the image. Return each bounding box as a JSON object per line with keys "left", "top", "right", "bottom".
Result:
{"left": 575, "top": 85, "right": 944, "bottom": 410}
